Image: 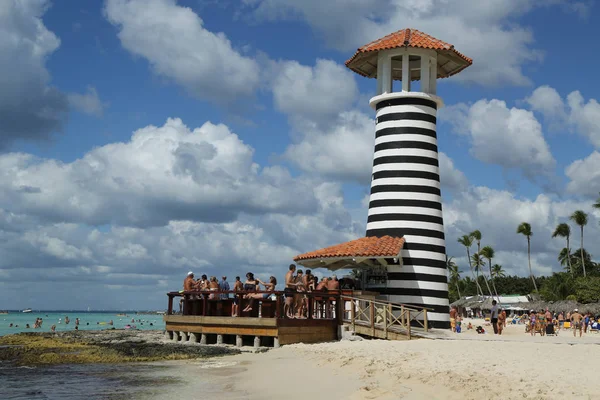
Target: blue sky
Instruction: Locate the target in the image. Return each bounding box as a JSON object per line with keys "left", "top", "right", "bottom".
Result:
{"left": 1, "top": 0, "right": 600, "bottom": 310}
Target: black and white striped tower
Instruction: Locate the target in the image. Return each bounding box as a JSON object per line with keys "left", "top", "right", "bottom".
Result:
{"left": 346, "top": 29, "right": 472, "bottom": 329}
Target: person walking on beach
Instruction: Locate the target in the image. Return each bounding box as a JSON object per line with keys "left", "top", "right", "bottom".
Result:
{"left": 497, "top": 308, "right": 506, "bottom": 335}
{"left": 219, "top": 276, "right": 230, "bottom": 300}
{"left": 558, "top": 312, "right": 564, "bottom": 330}
{"left": 571, "top": 309, "right": 584, "bottom": 337}
{"left": 490, "top": 300, "right": 499, "bottom": 334}
{"left": 449, "top": 306, "right": 458, "bottom": 332}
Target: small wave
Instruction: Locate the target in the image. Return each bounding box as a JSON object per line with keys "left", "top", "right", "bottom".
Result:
{"left": 194, "top": 360, "right": 238, "bottom": 369}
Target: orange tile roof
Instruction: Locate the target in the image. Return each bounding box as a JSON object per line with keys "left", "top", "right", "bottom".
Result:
{"left": 346, "top": 28, "right": 472, "bottom": 79}
{"left": 294, "top": 236, "right": 405, "bottom": 261}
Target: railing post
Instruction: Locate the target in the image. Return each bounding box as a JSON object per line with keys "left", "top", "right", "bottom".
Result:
{"left": 167, "top": 294, "right": 174, "bottom": 315}
{"left": 275, "top": 294, "right": 281, "bottom": 319}
{"left": 351, "top": 298, "right": 356, "bottom": 331}
{"left": 236, "top": 293, "right": 241, "bottom": 317}
{"left": 370, "top": 301, "right": 375, "bottom": 337}
{"left": 307, "top": 295, "right": 313, "bottom": 320}
{"left": 336, "top": 294, "right": 343, "bottom": 325}
{"left": 383, "top": 303, "right": 388, "bottom": 339}
{"left": 423, "top": 309, "right": 428, "bottom": 332}
{"left": 400, "top": 305, "right": 405, "bottom": 327}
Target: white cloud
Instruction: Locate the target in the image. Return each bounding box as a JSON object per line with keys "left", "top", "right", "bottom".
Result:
{"left": 68, "top": 86, "right": 108, "bottom": 117}
{"left": 0, "top": 0, "right": 68, "bottom": 149}
{"left": 439, "top": 152, "right": 468, "bottom": 192}
{"left": 0, "top": 118, "right": 319, "bottom": 227}
{"left": 241, "top": 0, "right": 583, "bottom": 86}
{"left": 271, "top": 59, "right": 358, "bottom": 126}
{"left": 445, "top": 99, "right": 555, "bottom": 177}
{"left": 565, "top": 151, "right": 600, "bottom": 196}
{"left": 104, "top": 0, "right": 260, "bottom": 103}
{"left": 525, "top": 85, "right": 567, "bottom": 124}
{"left": 283, "top": 110, "right": 374, "bottom": 184}
{"left": 567, "top": 91, "right": 600, "bottom": 148}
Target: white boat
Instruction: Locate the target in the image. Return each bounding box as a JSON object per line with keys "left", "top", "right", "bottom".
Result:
{"left": 22, "top": 308, "right": 32, "bottom": 313}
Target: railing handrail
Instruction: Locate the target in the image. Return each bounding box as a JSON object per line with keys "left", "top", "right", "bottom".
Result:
{"left": 340, "top": 294, "right": 433, "bottom": 313}
{"left": 168, "top": 289, "right": 345, "bottom": 296}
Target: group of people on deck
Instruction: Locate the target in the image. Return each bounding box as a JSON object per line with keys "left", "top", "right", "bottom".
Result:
{"left": 182, "top": 264, "right": 340, "bottom": 318}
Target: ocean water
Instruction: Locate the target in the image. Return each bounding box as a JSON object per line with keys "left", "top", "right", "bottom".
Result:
{"left": 0, "top": 361, "right": 187, "bottom": 400}
{"left": 0, "top": 311, "right": 165, "bottom": 337}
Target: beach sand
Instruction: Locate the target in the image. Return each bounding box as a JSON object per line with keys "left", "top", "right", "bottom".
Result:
{"left": 160, "top": 320, "right": 600, "bottom": 400}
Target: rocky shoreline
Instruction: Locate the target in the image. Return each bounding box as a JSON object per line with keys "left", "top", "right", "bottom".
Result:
{"left": 0, "top": 329, "right": 240, "bottom": 365}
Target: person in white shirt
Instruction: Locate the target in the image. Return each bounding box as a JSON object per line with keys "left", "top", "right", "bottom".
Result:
{"left": 490, "top": 300, "right": 499, "bottom": 334}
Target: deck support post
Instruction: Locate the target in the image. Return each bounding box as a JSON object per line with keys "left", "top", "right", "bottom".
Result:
{"left": 200, "top": 334, "right": 207, "bottom": 345}
{"left": 172, "top": 331, "right": 180, "bottom": 342}
{"left": 165, "top": 331, "right": 173, "bottom": 340}
{"left": 254, "top": 336, "right": 260, "bottom": 349}
{"left": 217, "top": 334, "right": 223, "bottom": 345}
{"left": 236, "top": 335, "right": 243, "bottom": 347}
{"left": 189, "top": 333, "right": 198, "bottom": 343}
{"left": 180, "top": 331, "right": 188, "bottom": 342}
{"left": 274, "top": 337, "right": 280, "bottom": 348}
{"left": 423, "top": 309, "right": 428, "bottom": 332}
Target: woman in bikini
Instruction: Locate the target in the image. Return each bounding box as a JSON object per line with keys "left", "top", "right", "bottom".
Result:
{"left": 241, "top": 273, "right": 258, "bottom": 312}
{"left": 243, "top": 276, "right": 277, "bottom": 312}
{"left": 208, "top": 276, "right": 219, "bottom": 299}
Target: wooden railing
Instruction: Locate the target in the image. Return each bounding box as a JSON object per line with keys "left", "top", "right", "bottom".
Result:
{"left": 340, "top": 295, "right": 430, "bottom": 339}
{"left": 167, "top": 290, "right": 345, "bottom": 320}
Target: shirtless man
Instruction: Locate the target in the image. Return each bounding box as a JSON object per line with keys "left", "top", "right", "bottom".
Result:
{"left": 284, "top": 264, "right": 298, "bottom": 318}
{"left": 183, "top": 272, "right": 195, "bottom": 291}
{"left": 327, "top": 275, "right": 340, "bottom": 291}
{"left": 571, "top": 308, "right": 584, "bottom": 337}
{"left": 316, "top": 277, "right": 329, "bottom": 291}
{"left": 294, "top": 270, "right": 305, "bottom": 318}
{"left": 231, "top": 276, "right": 244, "bottom": 316}
{"left": 449, "top": 306, "right": 458, "bottom": 332}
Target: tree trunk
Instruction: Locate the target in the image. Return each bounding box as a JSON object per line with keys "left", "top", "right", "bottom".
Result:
{"left": 482, "top": 273, "right": 494, "bottom": 298}
{"left": 455, "top": 282, "right": 462, "bottom": 299}
{"left": 581, "top": 227, "right": 586, "bottom": 277}
{"left": 528, "top": 236, "right": 538, "bottom": 292}
{"left": 567, "top": 236, "right": 573, "bottom": 276}
{"left": 489, "top": 259, "right": 499, "bottom": 299}
{"left": 466, "top": 247, "right": 482, "bottom": 296}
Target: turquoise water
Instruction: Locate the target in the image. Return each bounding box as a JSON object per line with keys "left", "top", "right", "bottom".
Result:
{"left": 0, "top": 311, "right": 165, "bottom": 337}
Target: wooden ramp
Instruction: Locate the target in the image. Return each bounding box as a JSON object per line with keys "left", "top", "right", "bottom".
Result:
{"left": 340, "top": 295, "right": 433, "bottom": 340}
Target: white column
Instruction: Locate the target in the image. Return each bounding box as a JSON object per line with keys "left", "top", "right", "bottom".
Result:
{"left": 429, "top": 56, "right": 437, "bottom": 95}
{"left": 421, "top": 55, "right": 430, "bottom": 94}
{"left": 401, "top": 53, "right": 411, "bottom": 92}
{"left": 381, "top": 55, "right": 392, "bottom": 94}
{"left": 376, "top": 53, "right": 385, "bottom": 95}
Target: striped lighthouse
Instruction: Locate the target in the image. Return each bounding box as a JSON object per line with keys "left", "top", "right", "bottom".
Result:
{"left": 345, "top": 29, "right": 473, "bottom": 329}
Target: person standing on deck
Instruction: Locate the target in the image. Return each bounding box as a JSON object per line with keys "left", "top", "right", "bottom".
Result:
{"left": 489, "top": 300, "right": 499, "bottom": 334}
{"left": 284, "top": 264, "right": 299, "bottom": 318}
{"left": 184, "top": 272, "right": 195, "bottom": 291}
{"left": 232, "top": 277, "right": 243, "bottom": 316}
{"left": 220, "top": 276, "right": 230, "bottom": 300}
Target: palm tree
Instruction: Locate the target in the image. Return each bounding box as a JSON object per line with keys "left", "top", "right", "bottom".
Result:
{"left": 552, "top": 223, "right": 573, "bottom": 276}
{"left": 480, "top": 245, "right": 499, "bottom": 298}
{"left": 491, "top": 264, "right": 505, "bottom": 279}
{"left": 470, "top": 229, "right": 482, "bottom": 255}
{"left": 517, "top": 222, "right": 538, "bottom": 292}
{"left": 457, "top": 235, "right": 483, "bottom": 296}
{"left": 593, "top": 192, "right": 600, "bottom": 210}
{"left": 558, "top": 247, "right": 572, "bottom": 270}
{"left": 447, "top": 256, "right": 462, "bottom": 298}
{"left": 570, "top": 210, "right": 588, "bottom": 277}
{"left": 471, "top": 252, "right": 493, "bottom": 297}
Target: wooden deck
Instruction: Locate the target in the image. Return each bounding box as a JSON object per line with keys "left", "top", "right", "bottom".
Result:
{"left": 163, "top": 290, "right": 432, "bottom": 347}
